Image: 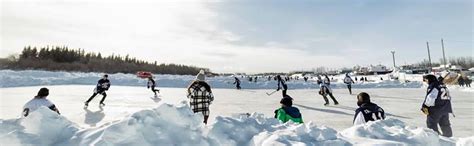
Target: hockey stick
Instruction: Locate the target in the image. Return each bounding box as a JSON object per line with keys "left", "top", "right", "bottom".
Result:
{"left": 266, "top": 90, "right": 278, "bottom": 96}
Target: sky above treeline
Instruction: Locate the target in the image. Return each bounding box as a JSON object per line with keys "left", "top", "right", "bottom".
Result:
{"left": 2, "top": 0, "right": 472, "bottom": 73}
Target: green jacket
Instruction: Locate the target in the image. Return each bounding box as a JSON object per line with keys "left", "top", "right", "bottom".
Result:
{"left": 276, "top": 107, "right": 303, "bottom": 124}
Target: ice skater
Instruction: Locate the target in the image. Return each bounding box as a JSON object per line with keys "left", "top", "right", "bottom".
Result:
{"left": 276, "top": 75, "right": 288, "bottom": 97}
{"left": 319, "top": 83, "right": 339, "bottom": 106}
{"left": 23, "top": 88, "right": 60, "bottom": 117}
{"left": 187, "top": 70, "right": 214, "bottom": 124}
{"left": 353, "top": 92, "right": 385, "bottom": 125}
{"left": 147, "top": 76, "right": 160, "bottom": 96}
{"left": 421, "top": 74, "right": 453, "bottom": 137}
{"left": 85, "top": 74, "right": 111, "bottom": 107}
{"left": 343, "top": 73, "right": 355, "bottom": 94}
{"left": 233, "top": 76, "right": 241, "bottom": 90}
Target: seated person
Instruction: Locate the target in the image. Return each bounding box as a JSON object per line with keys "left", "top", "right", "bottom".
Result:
{"left": 274, "top": 95, "right": 303, "bottom": 124}
{"left": 353, "top": 92, "right": 385, "bottom": 125}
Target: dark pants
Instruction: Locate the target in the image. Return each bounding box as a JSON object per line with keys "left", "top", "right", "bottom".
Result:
{"left": 236, "top": 83, "right": 241, "bottom": 90}
{"left": 427, "top": 113, "right": 452, "bottom": 137}
{"left": 321, "top": 88, "right": 338, "bottom": 105}
{"left": 151, "top": 86, "right": 159, "bottom": 95}
{"left": 86, "top": 90, "right": 107, "bottom": 104}
{"left": 346, "top": 84, "right": 352, "bottom": 94}
{"left": 323, "top": 93, "right": 338, "bottom": 105}
{"left": 282, "top": 85, "right": 288, "bottom": 97}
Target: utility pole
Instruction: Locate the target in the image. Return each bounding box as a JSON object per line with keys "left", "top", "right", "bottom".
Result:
{"left": 426, "top": 42, "right": 432, "bottom": 72}
{"left": 441, "top": 38, "right": 447, "bottom": 71}
{"left": 390, "top": 51, "right": 396, "bottom": 69}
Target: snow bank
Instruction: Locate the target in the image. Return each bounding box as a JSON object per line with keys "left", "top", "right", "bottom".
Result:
{"left": 0, "top": 70, "right": 422, "bottom": 89}
{"left": 0, "top": 107, "right": 79, "bottom": 146}
{"left": 339, "top": 118, "right": 456, "bottom": 146}
{"left": 1, "top": 102, "right": 467, "bottom": 146}
{"left": 457, "top": 136, "right": 474, "bottom": 146}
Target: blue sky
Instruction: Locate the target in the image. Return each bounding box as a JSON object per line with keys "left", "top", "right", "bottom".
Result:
{"left": 1, "top": 0, "right": 472, "bottom": 73}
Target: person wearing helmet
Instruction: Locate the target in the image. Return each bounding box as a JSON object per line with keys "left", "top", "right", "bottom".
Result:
{"left": 23, "top": 88, "right": 60, "bottom": 117}
{"left": 85, "top": 74, "right": 111, "bottom": 107}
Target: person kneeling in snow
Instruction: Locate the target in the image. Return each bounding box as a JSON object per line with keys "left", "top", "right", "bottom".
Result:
{"left": 187, "top": 70, "right": 214, "bottom": 124}
{"left": 353, "top": 92, "right": 385, "bottom": 125}
{"left": 274, "top": 95, "right": 303, "bottom": 124}
{"left": 23, "top": 88, "right": 60, "bottom": 117}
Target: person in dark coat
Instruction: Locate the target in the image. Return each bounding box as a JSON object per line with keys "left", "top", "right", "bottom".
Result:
{"left": 353, "top": 92, "right": 385, "bottom": 125}
{"left": 458, "top": 76, "right": 465, "bottom": 87}
{"left": 319, "top": 83, "right": 339, "bottom": 106}
{"left": 187, "top": 70, "right": 214, "bottom": 124}
{"left": 465, "top": 77, "right": 472, "bottom": 87}
{"left": 147, "top": 77, "right": 160, "bottom": 96}
{"left": 421, "top": 74, "right": 453, "bottom": 137}
{"left": 276, "top": 75, "right": 288, "bottom": 97}
{"left": 85, "top": 74, "right": 111, "bottom": 107}
{"left": 233, "top": 77, "right": 241, "bottom": 90}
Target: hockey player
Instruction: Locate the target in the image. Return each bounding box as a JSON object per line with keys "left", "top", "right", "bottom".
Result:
{"left": 147, "top": 77, "right": 160, "bottom": 96}
{"left": 276, "top": 75, "right": 288, "bottom": 97}
{"left": 23, "top": 88, "right": 60, "bottom": 117}
{"left": 85, "top": 74, "right": 111, "bottom": 107}
{"left": 353, "top": 92, "right": 385, "bottom": 125}
{"left": 233, "top": 76, "right": 241, "bottom": 90}
{"left": 343, "top": 73, "right": 355, "bottom": 94}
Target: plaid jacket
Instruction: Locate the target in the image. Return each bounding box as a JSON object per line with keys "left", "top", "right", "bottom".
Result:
{"left": 187, "top": 81, "right": 214, "bottom": 116}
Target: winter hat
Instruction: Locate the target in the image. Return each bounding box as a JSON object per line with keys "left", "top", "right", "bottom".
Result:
{"left": 280, "top": 96, "right": 293, "bottom": 106}
{"left": 37, "top": 88, "right": 49, "bottom": 97}
{"left": 423, "top": 74, "right": 438, "bottom": 85}
{"left": 196, "top": 70, "right": 206, "bottom": 81}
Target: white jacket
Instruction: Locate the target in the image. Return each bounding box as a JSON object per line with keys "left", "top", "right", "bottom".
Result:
{"left": 23, "top": 97, "right": 54, "bottom": 115}
{"left": 424, "top": 88, "right": 439, "bottom": 107}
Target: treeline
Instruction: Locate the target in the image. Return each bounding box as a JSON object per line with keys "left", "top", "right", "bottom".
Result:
{"left": 1, "top": 46, "right": 209, "bottom": 75}
{"left": 414, "top": 57, "right": 474, "bottom": 69}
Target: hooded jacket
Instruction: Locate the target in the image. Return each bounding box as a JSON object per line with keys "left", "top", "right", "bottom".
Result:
{"left": 275, "top": 106, "right": 303, "bottom": 124}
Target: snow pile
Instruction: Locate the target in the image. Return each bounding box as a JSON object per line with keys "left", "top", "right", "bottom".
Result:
{"left": 0, "top": 107, "right": 79, "bottom": 145}
{"left": 339, "top": 118, "right": 456, "bottom": 146}
{"left": 0, "top": 70, "right": 423, "bottom": 89}
{"left": 209, "top": 114, "right": 347, "bottom": 145}
{"left": 457, "top": 136, "right": 474, "bottom": 146}
{"left": 1, "top": 102, "right": 469, "bottom": 146}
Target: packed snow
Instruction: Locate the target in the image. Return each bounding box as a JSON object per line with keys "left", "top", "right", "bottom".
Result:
{"left": 1, "top": 70, "right": 473, "bottom": 145}
{"left": 0, "top": 102, "right": 469, "bottom": 146}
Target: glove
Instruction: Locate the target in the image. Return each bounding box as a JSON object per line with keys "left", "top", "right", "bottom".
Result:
{"left": 421, "top": 105, "right": 429, "bottom": 115}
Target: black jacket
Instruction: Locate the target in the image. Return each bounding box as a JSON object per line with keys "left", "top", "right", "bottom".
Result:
{"left": 353, "top": 102, "right": 385, "bottom": 123}
{"left": 97, "top": 79, "right": 111, "bottom": 91}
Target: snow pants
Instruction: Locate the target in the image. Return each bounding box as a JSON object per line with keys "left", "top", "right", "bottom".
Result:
{"left": 427, "top": 112, "right": 452, "bottom": 137}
